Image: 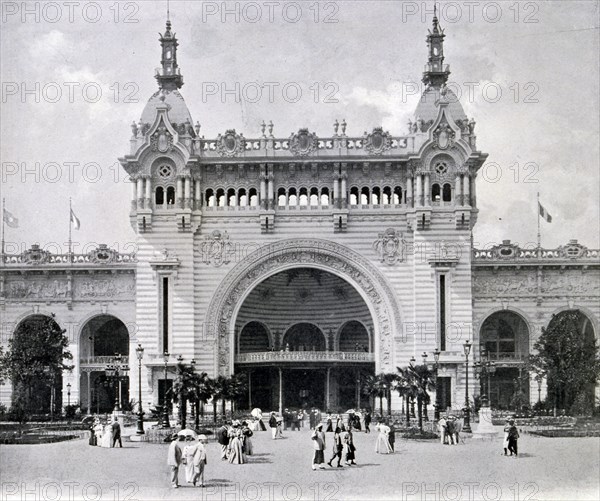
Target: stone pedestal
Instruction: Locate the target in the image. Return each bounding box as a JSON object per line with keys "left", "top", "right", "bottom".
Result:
{"left": 471, "top": 406, "right": 499, "bottom": 440}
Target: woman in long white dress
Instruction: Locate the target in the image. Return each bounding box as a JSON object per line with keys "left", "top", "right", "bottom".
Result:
{"left": 375, "top": 423, "right": 392, "bottom": 454}
{"left": 101, "top": 423, "right": 113, "bottom": 448}
{"left": 193, "top": 436, "right": 208, "bottom": 487}
{"left": 182, "top": 436, "right": 199, "bottom": 484}
{"left": 227, "top": 425, "right": 246, "bottom": 464}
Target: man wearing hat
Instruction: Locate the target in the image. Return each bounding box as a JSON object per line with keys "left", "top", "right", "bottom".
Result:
{"left": 167, "top": 433, "right": 183, "bottom": 488}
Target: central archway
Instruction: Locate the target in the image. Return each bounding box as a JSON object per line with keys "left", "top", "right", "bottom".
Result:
{"left": 205, "top": 238, "right": 403, "bottom": 376}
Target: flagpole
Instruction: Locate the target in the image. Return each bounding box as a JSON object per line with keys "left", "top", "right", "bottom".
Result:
{"left": 69, "top": 198, "right": 73, "bottom": 263}
{"left": 537, "top": 191, "right": 541, "bottom": 257}
{"left": 1, "top": 198, "right": 5, "bottom": 264}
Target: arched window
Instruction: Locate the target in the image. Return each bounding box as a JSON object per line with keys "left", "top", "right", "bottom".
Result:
{"left": 239, "top": 321, "right": 271, "bottom": 353}
{"left": 350, "top": 187, "right": 359, "bottom": 206}
{"left": 155, "top": 187, "right": 165, "bottom": 205}
{"left": 282, "top": 323, "right": 326, "bottom": 351}
{"left": 205, "top": 188, "right": 215, "bottom": 207}
{"left": 309, "top": 187, "right": 319, "bottom": 206}
{"left": 277, "top": 187, "right": 287, "bottom": 207}
{"left": 382, "top": 186, "right": 392, "bottom": 205}
{"left": 371, "top": 186, "right": 381, "bottom": 205}
{"left": 393, "top": 186, "right": 402, "bottom": 205}
{"left": 299, "top": 187, "right": 309, "bottom": 206}
{"left": 216, "top": 188, "right": 226, "bottom": 207}
{"left": 249, "top": 188, "right": 258, "bottom": 207}
{"left": 227, "top": 188, "right": 237, "bottom": 207}
{"left": 443, "top": 183, "right": 452, "bottom": 202}
{"left": 360, "top": 187, "right": 370, "bottom": 205}
{"left": 166, "top": 186, "right": 175, "bottom": 205}
{"left": 288, "top": 187, "right": 298, "bottom": 206}
{"left": 320, "top": 187, "right": 330, "bottom": 206}
{"left": 432, "top": 183, "right": 441, "bottom": 202}
{"left": 339, "top": 321, "right": 370, "bottom": 352}
{"left": 238, "top": 188, "right": 248, "bottom": 206}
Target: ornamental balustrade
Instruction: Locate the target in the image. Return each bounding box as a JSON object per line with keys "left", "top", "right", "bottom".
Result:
{"left": 0, "top": 244, "right": 137, "bottom": 267}
{"left": 235, "top": 351, "right": 375, "bottom": 364}
{"left": 472, "top": 240, "right": 599, "bottom": 263}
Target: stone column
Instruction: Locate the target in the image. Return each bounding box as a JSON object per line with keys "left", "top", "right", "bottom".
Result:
{"left": 136, "top": 177, "right": 144, "bottom": 209}
{"left": 407, "top": 176, "right": 413, "bottom": 207}
{"left": 131, "top": 178, "right": 138, "bottom": 210}
{"left": 463, "top": 174, "right": 470, "bottom": 206}
{"left": 267, "top": 175, "right": 274, "bottom": 210}
{"left": 424, "top": 172, "right": 430, "bottom": 206}
{"left": 260, "top": 167, "right": 267, "bottom": 209}
{"left": 341, "top": 172, "right": 347, "bottom": 208}
{"left": 194, "top": 180, "right": 202, "bottom": 209}
{"left": 278, "top": 368, "right": 283, "bottom": 414}
{"left": 326, "top": 368, "right": 331, "bottom": 411}
{"left": 470, "top": 176, "right": 477, "bottom": 207}
{"left": 184, "top": 176, "right": 191, "bottom": 209}
{"left": 416, "top": 173, "right": 423, "bottom": 207}
{"left": 176, "top": 176, "right": 184, "bottom": 209}
{"left": 455, "top": 174, "right": 462, "bottom": 206}
{"left": 86, "top": 371, "right": 91, "bottom": 415}
{"left": 144, "top": 176, "right": 151, "bottom": 209}
{"left": 333, "top": 176, "right": 339, "bottom": 208}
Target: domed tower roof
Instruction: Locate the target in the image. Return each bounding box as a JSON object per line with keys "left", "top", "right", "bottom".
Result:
{"left": 140, "top": 17, "right": 192, "bottom": 126}
{"left": 414, "top": 86, "right": 467, "bottom": 123}
{"left": 140, "top": 89, "right": 192, "bottom": 125}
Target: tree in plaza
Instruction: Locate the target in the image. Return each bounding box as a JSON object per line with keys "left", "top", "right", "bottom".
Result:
{"left": 227, "top": 373, "right": 248, "bottom": 413}
{"left": 381, "top": 372, "right": 399, "bottom": 417}
{"left": 188, "top": 370, "right": 212, "bottom": 427}
{"left": 402, "top": 363, "right": 435, "bottom": 431}
{"left": 362, "top": 373, "right": 387, "bottom": 417}
{"left": 171, "top": 360, "right": 198, "bottom": 429}
{"left": 529, "top": 310, "right": 600, "bottom": 415}
{"left": 1, "top": 314, "right": 73, "bottom": 420}
{"left": 208, "top": 375, "right": 227, "bottom": 423}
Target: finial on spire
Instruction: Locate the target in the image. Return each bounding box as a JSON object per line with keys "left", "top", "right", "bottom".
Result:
{"left": 167, "top": 0, "right": 170, "bottom": 21}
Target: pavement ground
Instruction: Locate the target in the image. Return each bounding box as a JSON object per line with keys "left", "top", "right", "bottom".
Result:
{"left": 1, "top": 425, "right": 599, "bottom": 501}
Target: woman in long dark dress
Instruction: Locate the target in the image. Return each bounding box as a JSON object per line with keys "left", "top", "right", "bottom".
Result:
{"left": 327, "top": 427, "right": 343, "bottom": 467}
{"left": 343, "top": 428, "right": 357, "bottom": 465}
{"left": 326, "top": 412, "right": 333, "bottom": 432}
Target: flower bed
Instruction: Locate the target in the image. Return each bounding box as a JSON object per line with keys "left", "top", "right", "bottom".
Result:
{"left": 399, "top": 427, "right": 439, "bottom": 440}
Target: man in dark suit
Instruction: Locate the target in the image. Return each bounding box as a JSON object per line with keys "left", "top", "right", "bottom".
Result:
{"left": 111, "top": 419, "right": 122, "bottom": 448}
{"left": 217, "top": 422, "right": 230, "bottom": 458}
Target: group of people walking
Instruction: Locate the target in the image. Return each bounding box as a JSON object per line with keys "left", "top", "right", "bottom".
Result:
{"left": 167, "top": 433, "right": 208, "bottom": 488}
{"left": 310, "top": 423, "right": 358, "bottom": 469}
{"left": 89, "top": 417, "right": 122, "bottom": 448}
{"left": 216, "top": 420, "right": 254, "bottom": 464}
{"left": 438, "top": 415, "right": 462, "bottom": 445}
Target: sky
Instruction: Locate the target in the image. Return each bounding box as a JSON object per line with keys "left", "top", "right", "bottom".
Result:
{"left": 1, "top": 0, "right": 599, "bottom": 255}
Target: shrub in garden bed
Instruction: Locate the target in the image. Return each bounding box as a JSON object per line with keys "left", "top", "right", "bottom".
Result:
{"left": 400, "top": 427, "right": 439, "bottom": 440}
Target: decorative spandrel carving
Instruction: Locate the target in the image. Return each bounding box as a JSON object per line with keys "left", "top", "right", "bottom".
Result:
{"left": 199, "top": 230, "right": 235, "bottom": 267}
{"left": 363, "top": 127, "right": 392, "bottom": 155}
{"left": 541, "top": 273, "right": 600, "bottom": 295}
{"left": 151, "top": 126, "right": 173, "bottom": 153}
{"left": 77, "top": 279, "right": 135, "bottom": 298}
{"left": 373, "top": 229, "right": 405, "bottom": 265}
{"left": 6, "top": 279, "right": 69, "bottom": 299}
{"left": 432, "top": 122, "right": 456, "bottom": 150}
{"left": 205, "top": 239, "right": 402, "bottom": 375}
{"left": 289, "top": 129, "right": 318, "bottom": 156}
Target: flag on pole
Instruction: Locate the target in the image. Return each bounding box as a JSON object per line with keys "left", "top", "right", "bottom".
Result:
{"left": 70, "top": 209, "right": 81, "bottom": 230}
{"left": 538, "top": 202, "right": 552, "bottom": 223}
{"left": 3, "top": 209, "right": 19, "bottom": 228}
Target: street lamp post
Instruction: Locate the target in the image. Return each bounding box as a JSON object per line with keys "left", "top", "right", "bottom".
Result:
{"left": 432, "top": 348, "right": 441, "bottom": 420}
{"left": 135, "top": 344, "right": 145, "bottom": 435}
{"left": 162, "top": 351, "right": 171, "bottom": 429}
{"left": 463, "top": 340, "right": 472, "bottom": 433}
{"left": 105, "top": 354, "right": 129, "bottom": 412}
{"left": 191, "top": 359, "right": 200, "bottom": 430}
{"left": 421, "top": 352, "right": 429, "bottom": 421}
{"left": 536, "top": 374, "right": 543, "bottom": 405}
{"left": 66, "top": 383, "right": 71, "bottom": 408}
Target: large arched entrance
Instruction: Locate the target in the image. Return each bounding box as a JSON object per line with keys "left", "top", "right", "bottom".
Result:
{"left": 233, "top": 267, "right": 377, "bottom": 412}
{"left": 79, "top": 315, "right": 130, "bottom": 414}
{"left": 479, "top": 310, "right": 530, "bottom": 409}
{"left": 10, "top": 315, "right": 64, "bottom": 416}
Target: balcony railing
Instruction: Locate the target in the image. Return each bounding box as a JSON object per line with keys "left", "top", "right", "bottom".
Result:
{"left": 235, "top": 351, "right": 375, "bottom": 364}
{"left": 80, "top": 356, "right": 130, "bottom": 366}
{"left": 486, "top": 352, "right": 524, "bottom": 362}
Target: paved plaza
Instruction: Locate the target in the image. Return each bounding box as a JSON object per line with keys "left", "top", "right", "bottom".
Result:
{"left": 1, "top": 425, "right": 598, "bottom": 501}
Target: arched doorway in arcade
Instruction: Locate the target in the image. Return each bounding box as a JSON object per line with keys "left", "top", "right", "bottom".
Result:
{"left": 479, "top": 311, "right": 530, "bottom": 409}
{"left": 234, "top": 268, "right": 376, "bottom": 413}
{"left": 10, "top": 315, "right": 65, "bottom": 416}
{"left": 79, "top": 315, "right": 130, "bottom": 414}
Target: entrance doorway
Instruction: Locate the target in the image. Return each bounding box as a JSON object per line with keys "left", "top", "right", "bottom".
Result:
{"left": 283, "top": 370, "right": 325, "bottom": 409}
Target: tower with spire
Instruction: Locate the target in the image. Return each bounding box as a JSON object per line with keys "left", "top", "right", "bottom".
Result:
{"left": 422, "top": 5, "right": 450, "bottom": 88}
{"left": 156, "top": 17, "right": 183, "bottom": 91}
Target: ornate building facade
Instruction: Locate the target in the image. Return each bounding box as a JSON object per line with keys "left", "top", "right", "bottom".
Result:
{"left": 1, "top": 16, "right": 598, "bottom": 415}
